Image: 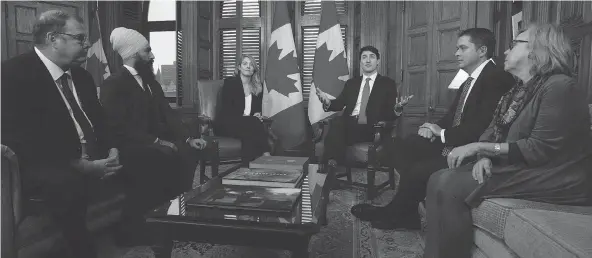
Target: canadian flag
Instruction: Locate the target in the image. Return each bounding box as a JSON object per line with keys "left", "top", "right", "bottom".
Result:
{"left": 262, "top": 1, "right": 307, "bottom": 150}
{"left": 308, "top": 1, "right": 350, "bottom": 125}
{"left": 85, "top": 4, "right": 110, "bottom": 94}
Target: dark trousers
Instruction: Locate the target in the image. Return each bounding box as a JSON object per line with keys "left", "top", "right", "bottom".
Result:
{"left": 119, "top": 141, "right": 199, "bottom": 229}
{"left": 425, "top": 165, "right": 479, "bottom": 258}
{"left": 217, "top": 116, "right": 270, "bottom": 162}
{"left": 380, "top": 134, "right": 448, "bottom": 220}
{"left": 24, "top": 165, "right": 97, "bottom": 258}
{"left": 322, "top": 116, "right": 374, "bottom": 164}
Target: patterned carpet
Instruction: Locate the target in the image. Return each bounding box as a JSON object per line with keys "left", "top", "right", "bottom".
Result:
{"left": 97, "top": 164, "right": 425, "bottom": 258}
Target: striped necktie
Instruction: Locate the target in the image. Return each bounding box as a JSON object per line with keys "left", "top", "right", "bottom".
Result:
{"left": 442, "top": 76, "right": 474, "bottom": 156}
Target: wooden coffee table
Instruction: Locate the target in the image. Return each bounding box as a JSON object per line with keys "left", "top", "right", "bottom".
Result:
{"left": 145, "top": 163, "right": 332, "bottom": 258}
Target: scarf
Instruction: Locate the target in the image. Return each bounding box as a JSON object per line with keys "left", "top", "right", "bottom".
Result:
{"left": 487, "top": 75, "right": 549, "bottom": 143}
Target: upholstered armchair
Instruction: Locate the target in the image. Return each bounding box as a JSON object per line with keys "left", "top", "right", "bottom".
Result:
{"left": 313, "top": 118, "right": 397, "bottom": 200}
{"left": 2, "top": 144, "right": 22, "bottom": 258}
{"left": 195, "top": 80, "right": 273, "bottom": 183}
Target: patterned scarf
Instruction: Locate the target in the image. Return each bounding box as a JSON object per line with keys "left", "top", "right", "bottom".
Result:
{"left": 487, "top": 75, "right": 548, "bottom": 143}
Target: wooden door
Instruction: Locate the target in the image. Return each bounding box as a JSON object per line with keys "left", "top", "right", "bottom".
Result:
{"left": 398, "top": 1, "right": 474, "bottom": 137}
{"left": 2, "top": 1, "right": 87, "bottom": 61}
{"left": 399, "top": 1, "right": 433, "bottom": 137}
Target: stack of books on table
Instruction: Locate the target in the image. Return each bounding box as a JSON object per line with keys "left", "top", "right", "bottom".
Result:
{"left": 186, "top": 156, "right": 310, "bottom": 216}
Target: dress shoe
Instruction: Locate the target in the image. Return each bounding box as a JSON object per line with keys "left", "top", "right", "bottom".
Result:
{"left": 350, "top": 203, "right": 387, "bottom": 221}
{"left": 370, "top": 217, "right": 421, "bottom": 230}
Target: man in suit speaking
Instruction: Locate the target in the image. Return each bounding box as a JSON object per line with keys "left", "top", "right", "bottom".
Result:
{"left": 316, "top": 46, "right": 410, "bottom": 168}
{"left": 351, "top": 28, "right": 516, "bottom": 230}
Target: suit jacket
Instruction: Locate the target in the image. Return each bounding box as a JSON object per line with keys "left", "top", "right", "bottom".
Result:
{"left": 1, "top": 51, "right": 112, "bottom": 169}
{"left": 436, "top": 61, "right": 515, "bottom": 147}
{"left": 216, "top": 76, "right": 262, "bottom": 123}
{"left": 100, "top": 67, "right": 189, "bottom": 148}
{"left": 327, "top": 74, "right": 399, "bottom": 125}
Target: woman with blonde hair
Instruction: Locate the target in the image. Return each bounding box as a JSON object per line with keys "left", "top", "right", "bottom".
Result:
{"left": 215, "top": 54, "right": 271, "bottom": 163}
{"left": 424, "top": 23, "right": 592, "bottom": 258}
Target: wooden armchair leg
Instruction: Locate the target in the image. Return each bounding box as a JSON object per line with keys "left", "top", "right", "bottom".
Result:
{"left": 367, "top": 168, "right": 376, "bottom": 199}
{"left": 199, "top": 159, "right": 207, "bottom": 184}
{"left": 389, "top": 168, "right": 396, "bottom": 189}
{"left": 345, "top": 166, "right": 353, "bottom": 184}
{"left": 211, "top": 140, "right": 220, "bottom": 178}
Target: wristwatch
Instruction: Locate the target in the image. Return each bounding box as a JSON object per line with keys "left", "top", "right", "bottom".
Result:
{"left": 494, "top": 143, "right": 501, "bottom": 156}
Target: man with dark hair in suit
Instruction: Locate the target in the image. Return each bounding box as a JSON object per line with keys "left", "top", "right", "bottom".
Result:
{"left": 100, "top": 27, "right": 207, "bottom": 246}
{"left": 351, "top": 28, "right": 516, "bottom": 230}
{"left": 316, "top": 46, "right": 411, "bottom": 167}
{"left": 2, "top": 10, "right": 122, "bottom": 258}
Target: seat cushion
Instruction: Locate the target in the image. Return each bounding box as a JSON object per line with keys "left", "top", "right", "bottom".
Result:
{"left": 345, "top": 142, "right": 372, "bottom": 163}
{"left": 472, "top": 198, "right": 592, "bottom": 240}
{"left": 207, "top": 136, "right": 242, "bottom": 159}
{"left": 505, "top": 209, "right": 592, "bottom": 258}
{"left": 473, "top": 227, "right": 518, "bottom": 258}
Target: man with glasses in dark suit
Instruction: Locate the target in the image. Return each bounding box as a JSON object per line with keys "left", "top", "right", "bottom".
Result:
{"left": 2, "top": 10, "right": 122, "bottom": 258}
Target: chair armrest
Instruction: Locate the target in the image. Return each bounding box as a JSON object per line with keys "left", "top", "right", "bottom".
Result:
{"left": 261, "top": 117, "right": 273, "bottom": 128}
{"left": 197, "top": 115, "right": 214, "bottom": 136}
{"left": 312, "top": 119, "right": 330, "bottom": 144}
{"left": 371, "top": 120, "right": 397, "bottom": 144}
{"left": 1, "top": 145, "right": 22, "bottom": 226}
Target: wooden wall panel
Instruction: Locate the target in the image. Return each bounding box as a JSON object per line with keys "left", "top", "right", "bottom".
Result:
{"left": 180, "top": 1, "right": 199, "bottom": 108}
{"left": 360, "top": 1, "right": 388, "bottom": 75}
{"left": 2, "top": 1, "right": 87, "bottom": 61}
{"left": 390, "top": 1, "right": 484, "bottom": 136}
{"left": 1, "top": 3, "right": 6, "bottom": 61}
{"left": 520, "top": 1, "right": 592, "bottom": 102}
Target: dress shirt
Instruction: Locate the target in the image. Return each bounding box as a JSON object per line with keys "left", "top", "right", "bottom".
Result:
{"left": 123, "top": 64, "right": 152, "bottom": 94}
{"left": 351, "top": 71, "right": 378, "bottom": 116}
{"left": 244, "top": 94, "right": 252, "bottom": 116}
{"left": 34, "top": 47, "right": 93, "bottom": 147}
{"left": 441, "top": 58, "right": 493, "bottom": 143}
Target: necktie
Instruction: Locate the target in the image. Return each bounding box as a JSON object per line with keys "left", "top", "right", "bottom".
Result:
{"left": 357, "top": 78, "right": 371, "bottom": 124}
{"left": 452, "top": 76, "right": 474, "bottom": 127}
{"left": 59, "top": 74, "right": 98, "bottom": 158}
{"left": 442, "top": 76, "right": 474, "bottom": 156}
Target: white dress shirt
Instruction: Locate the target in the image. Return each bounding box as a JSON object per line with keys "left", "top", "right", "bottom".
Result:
{"left": 441, "top": 58, "right": 493, "bottom": 143}
{"left": 244, "top": 94, "right": 252, "bottom": 116}
{"left": 123, "top": 64, "right": 152, "bottom": 94}
{"left": 351, "top": 71, "right": 378, "bottom": 116}
{"left": 34, "top": 47, "right": 93, "bottom": 146}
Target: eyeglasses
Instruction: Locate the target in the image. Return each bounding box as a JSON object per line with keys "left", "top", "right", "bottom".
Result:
{"left": 510, "top": 40, "right": 529, "bottom": 49}
{"left": 53, "top": 32, "right": 87, "bottom": 44}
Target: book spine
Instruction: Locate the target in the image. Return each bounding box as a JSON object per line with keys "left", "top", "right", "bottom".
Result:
{"left": 221, "top": 179, "right": 294, "bottom": 188}
{"left": 249, "top": 163, "right": 305, "bottom": 171}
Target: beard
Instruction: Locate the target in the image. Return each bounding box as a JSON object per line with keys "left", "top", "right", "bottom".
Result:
{"left": 135, "top": 59, "right": 155, "bottom": 82}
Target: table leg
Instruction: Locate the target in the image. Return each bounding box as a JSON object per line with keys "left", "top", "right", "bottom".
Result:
{"left": 291, "top": 239, "right": 310, "bottom": 258}
{"left": 151, "top": 240, "right": 173, "bottom": 258}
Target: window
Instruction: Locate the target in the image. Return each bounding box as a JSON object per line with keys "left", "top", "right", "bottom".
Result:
{"left": 216, "top": 0, "right": 262, "bottom": 79}
{"left": 146, "top": 0, "right": 181, "bottom": 106}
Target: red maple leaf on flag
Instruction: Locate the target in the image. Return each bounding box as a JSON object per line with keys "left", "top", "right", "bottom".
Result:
{"left": 312, "top": 43, "right": 348, "bottom": 97}
{"left": 265, "top": 42, "right": 300, "bottom": 97}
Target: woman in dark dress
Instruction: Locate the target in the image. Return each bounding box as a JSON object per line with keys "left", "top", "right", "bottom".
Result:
{"left": 215, "top": 54, "right": 271, "bottom": 162}
{"left": 424, "top": 23, "right": 592, "bottom": 258}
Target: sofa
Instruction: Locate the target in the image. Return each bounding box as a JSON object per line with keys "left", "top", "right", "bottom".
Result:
{"left": 418, "top": 105, "right": 592, "bottom": 258}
